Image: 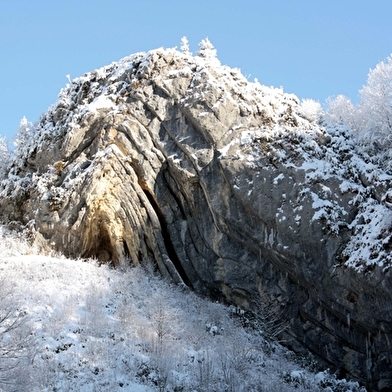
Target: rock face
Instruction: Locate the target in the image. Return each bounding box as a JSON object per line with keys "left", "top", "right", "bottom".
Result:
{"left": 1, "top": 46, "right": 392, "bottom": 390}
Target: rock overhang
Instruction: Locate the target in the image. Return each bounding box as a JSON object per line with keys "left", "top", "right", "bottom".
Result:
{"left": 1, "top": 44, "right": 392, "bottom": 390}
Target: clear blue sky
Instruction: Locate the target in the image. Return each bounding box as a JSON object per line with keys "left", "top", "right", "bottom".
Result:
{"left": 1, "top": 0, "right": 391, "bottom": 143}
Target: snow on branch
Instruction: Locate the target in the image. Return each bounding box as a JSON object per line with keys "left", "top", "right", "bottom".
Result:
{"left": 197, "top": 38, "right": 217, "bottom": 59}
{"left": 180, "top": 36, "right": 191, "bottom": 55}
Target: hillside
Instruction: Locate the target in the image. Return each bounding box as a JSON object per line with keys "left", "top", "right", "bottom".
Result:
{"left": 1, "top": 41, "right": 392, "bottom": 390}
{"left": 0, "top": 227, "right": 367, "bottom": 391}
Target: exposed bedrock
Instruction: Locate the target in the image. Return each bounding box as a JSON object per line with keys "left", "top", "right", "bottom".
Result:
{"left": 1, "top": 48, "right": 392, "bottom": 390}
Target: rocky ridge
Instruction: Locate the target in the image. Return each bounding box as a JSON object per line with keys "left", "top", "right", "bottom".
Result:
{"left": 1, "top": 44, "right": 392, "bottom": 390}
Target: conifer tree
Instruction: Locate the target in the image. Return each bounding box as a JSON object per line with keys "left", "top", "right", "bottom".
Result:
{"left": 197, "top": 38, "right": 217, "bottom": 59}
{"left": 180, "top": 36, "right": 191, "bottom": 55}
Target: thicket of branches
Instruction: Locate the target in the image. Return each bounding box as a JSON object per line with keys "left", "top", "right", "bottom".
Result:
{"left": 325, "top": 54, "right": 392, "bottom": 169}
{"left": 0, "top": 227, "right": 367, "bottom": 391}
{"left": 0, "top": 280, "right": 35, "bottom": 391}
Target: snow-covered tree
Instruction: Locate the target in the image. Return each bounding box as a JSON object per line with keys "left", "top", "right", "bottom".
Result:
{"left": 300, "top": 99, "right": 323, "bottom": 123}
{"left": 0, "top": 137, "right": 10, "bottom": 179}
{"left": 197, "top": 38, "right": 217, "bottom": 59}
{"left": 358, "top": 54, "right": 392, "bottom": 142}
{"left": 326, "top": 55, "right": 392, "bottom": 148}
{"left": 13, "top": 116, "right": 36, "bottom": 165}
{"left": 14, "top": 116, "right": 34, "bottom": 149}
{"left": 324, "top": 55, "right": 392, "bottom": 169}
{"left": 0, "top": 278, "right": 34, "bottom": 390}
{"left": 324, "top": 94, "right": 357, "bottom": 129}
{"left": 180, "top": 36, "right": 191, "bottom": 55}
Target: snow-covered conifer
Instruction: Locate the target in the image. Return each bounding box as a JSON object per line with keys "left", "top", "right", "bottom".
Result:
{"left": 197, "top": 37, "right": 217, "bottom": 59}
{"left": 13, "top": 116, "right": 36, "bottom": 164}
{"left": 0, "top": 136, "right": 10, "bottom": 180}
{"left": 180, "top": 36, "right": 191, "bottom": 55}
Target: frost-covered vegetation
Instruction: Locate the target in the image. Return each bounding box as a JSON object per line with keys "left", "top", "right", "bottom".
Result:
{"left": 325, "top": 54, "right": 392, "bottom": 172}
{"left": 0, "top": 137, "right": 10, "bottom": 181}
{"left": 0, "top": 227, "right": 366, "bottom": 391}
{"left": 1, "top": 39, "right": 392, "bottom": 390}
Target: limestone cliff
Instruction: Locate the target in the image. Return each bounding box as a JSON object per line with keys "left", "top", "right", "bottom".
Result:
{"left": 1, "top": 45, "right": 392, "bottom": 390}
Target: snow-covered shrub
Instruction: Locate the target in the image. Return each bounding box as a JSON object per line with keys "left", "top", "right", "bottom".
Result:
{"left": 324, "top": 95, "right": 357, "bottom": 129}
{"left": 325, "top": 54, "right": 392, "bottom": 168}
{"left": 359, "top": 54, "right": 392, "bottom": 142}
{"left": 341, "top": 199, "right": 392, "bottom": 272}
{"left": 300, "top": 99, "right": 323, "bottom": 123}
{"left": 216, "top": 338, "right": 257, "bottom": 392}
{"left": 313, "top": 370, "right": 366, "bottom": 392}
{"left": 0, "top": 136, "right": 10, "bottom": 180}
{"left": 194, "top": 348, "right": 217, "bottom": 391}
{"left": 0, "top": 226, "right": 32, "bottom": 256}
{"left": 0, "top": 279, "right": 35, "bottom": 391}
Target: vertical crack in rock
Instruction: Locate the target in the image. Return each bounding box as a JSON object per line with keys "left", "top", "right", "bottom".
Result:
{"left": 3, "top": 46, "right": 392, "bottom": 390}
{"left": 142, "top": 187, "right": 190, "bottom": 286}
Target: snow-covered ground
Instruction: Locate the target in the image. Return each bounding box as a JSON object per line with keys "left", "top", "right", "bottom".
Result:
{"left": 0, "top": 227, "right": 367, "bottom": 391}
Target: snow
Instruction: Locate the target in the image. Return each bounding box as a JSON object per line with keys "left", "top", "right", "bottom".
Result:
{"left": 88, "top": 95, "right": 116, "bottom": 111}
{"left": 0, "top": 228, "right": 366, "bottom": 391}
{"left": 311, "top": 192, "right": 334, "bottom": 210}
{"left": 273, "top": 173, "right": 285, "bottom": 185}
{"left": 343, "top": 201, "right": 392, "bottom": 271}
{"left": 2, "top": 38, "right": 390, "bottom": 389}
{"left": 240, "top": 131, "right": 254, "bottom": 145}
{"left": 1, "top": 37, "right": 392, "bottom": 291}
{"left": 217, "top": 138, "right": 237, "bottom": 158}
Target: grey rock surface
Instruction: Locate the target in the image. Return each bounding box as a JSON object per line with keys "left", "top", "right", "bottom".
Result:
{"left": 1, "top": 47, "right": 392, "bottom": 390}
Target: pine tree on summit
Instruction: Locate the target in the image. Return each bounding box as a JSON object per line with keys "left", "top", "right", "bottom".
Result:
{"left": 180, "top": 36, "right": 191, "bottom": 55}
{"left": 197, "top": 38, "right": 217, "bottom": 59}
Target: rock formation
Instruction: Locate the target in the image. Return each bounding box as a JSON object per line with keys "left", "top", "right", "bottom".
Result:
{"left": 1, "top": 44, "right": 392, "bottom": 390}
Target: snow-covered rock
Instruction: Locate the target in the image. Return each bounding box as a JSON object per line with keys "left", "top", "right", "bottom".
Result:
{"left": 1, "top": 43, "right": 392, "bottom": 390}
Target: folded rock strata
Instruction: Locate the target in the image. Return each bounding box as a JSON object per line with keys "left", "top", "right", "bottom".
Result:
{"left": 1, "top": 46, "right": 392, "bottom": 390}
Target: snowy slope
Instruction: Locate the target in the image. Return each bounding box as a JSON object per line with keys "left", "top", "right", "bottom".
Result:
{"left": 0, "top": 227, "right": 365, "bottom": 391}
{"left": 1, "top": 40, "right": 392, "bottom": 390}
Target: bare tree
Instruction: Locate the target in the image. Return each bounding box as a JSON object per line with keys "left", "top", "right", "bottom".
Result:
{"left": 148, "top": 294, "right": 183, "bottom": 356}
{"left": 325, "top": 54, "right": 392, "bottom": 154}
{"left": 359, "top": 54, "right": 392, "bottom": 140}
{"left": 195, "top": 349, "right": 216, "bottom": 391}
{"left": 325, "top": 94, "right": 357, "bottom": 128}
{"left": 0, "top": 280, "right": 35, "bottom": 390}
